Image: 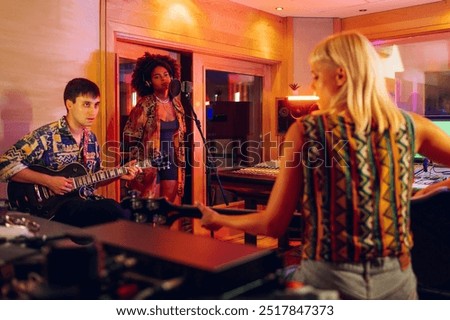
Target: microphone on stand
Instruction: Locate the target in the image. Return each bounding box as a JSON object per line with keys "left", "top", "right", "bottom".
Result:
{"left": 170, "top": 79, "right": 195, "bottom": 123}
{"left": 169, "top": 79, "right": 182, "bottom": 97}
{"left": 170, "top": 79, "right": 192, "bottom": 121}
{"left": 169, "top": 79, "right": 193, "bottom": 98}
{"left": 181, "top": 81, "right": 193, "bottom": 94}
{"left": 169, "top": 79, "right": 228, "bottom": 206}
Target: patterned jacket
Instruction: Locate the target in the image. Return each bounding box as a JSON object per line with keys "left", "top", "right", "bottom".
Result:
{"left": 122, "top": 95, "right": 186, "bottom": 198}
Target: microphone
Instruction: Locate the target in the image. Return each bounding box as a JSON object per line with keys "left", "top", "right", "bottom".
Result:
{"left": 169, "top": 79, "right": 193, "bottom": 97}
{"left": 169, "top": 79, "right": 181, "bottom": 97}
{"left": 181, "top": 81, "right": 193, "bottom": 94}
{"left": 423, "top": 158, "right": 429, "bottom": 173}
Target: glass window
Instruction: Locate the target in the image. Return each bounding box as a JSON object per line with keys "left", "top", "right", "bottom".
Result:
{"left": 205, "top": 70, "right": 263, "bottom": 168}
{"left": 374, "top": 32, "right": 450, "bottom": 119}
{"left": 375, "top": 32, "right": 450, "bottom": 162}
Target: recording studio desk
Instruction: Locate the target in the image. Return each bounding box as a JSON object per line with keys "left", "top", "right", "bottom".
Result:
{"left": 214, "top": 167, "right": 276, "bottom": 206}
{"left": 212, "top": 166, "right": 297, "bottom": 248}
{"left": 412, "top": 164, "right": 450, "bottom": 191}
{"left": 214, "top": 167, "right": 276, "bottom": 232}
{"left": 217, "top": 164, "right": 450, "bottom": 200}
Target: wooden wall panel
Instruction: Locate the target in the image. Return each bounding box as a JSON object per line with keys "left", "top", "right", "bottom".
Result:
{"left": 341, "top": 1, "right": 450, "bottom": 39}
{"left": 0, "top": 0, "right": 101, "bottom": 198}
{"left": 106, "top": 0, "right": 287, "bottom": 62}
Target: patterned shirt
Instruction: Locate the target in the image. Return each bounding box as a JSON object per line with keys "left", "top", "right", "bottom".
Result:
{"left": 122, "top": 95, "right": 186, "bottom": 198}
{"left": 298, "top": 111, "right": 415, "bottom": 266}
{"left": 0, "top": 116, "right": 100, "bottom": 182}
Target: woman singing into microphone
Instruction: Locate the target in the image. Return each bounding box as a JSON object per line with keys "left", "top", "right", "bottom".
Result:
{"left": 123, "top": 53, "right": 186, "bottom": 205}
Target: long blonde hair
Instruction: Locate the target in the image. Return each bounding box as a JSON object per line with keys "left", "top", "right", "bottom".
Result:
{"left": 309, "top": 31, "right": 403, "bottom": 134}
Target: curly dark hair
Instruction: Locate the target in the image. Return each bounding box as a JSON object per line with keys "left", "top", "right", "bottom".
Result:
{"left": 131, "top": 53, "right": 181, "bottom": 97}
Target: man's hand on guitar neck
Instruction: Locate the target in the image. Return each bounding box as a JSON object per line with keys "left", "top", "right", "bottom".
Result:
{"left": 11, "top": 168, "right": 74, "bottom": 195}
{"left": 120, "top": 159, "right": 143, "bottom": 181}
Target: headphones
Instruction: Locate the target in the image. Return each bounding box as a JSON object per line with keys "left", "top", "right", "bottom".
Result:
{"left": 143, "top": 75, "right": 173, "bottom": 87}
{"left": 142, "top": 67, "right": 173, "bottom": 87}
{"left": 143, "top": 74, "right": 151, "bottom": 87}
{"left": 143, "top": 78, "right": 173, "bottom": 87}
{"left": 140, "top": 57, "right": 174, "bottom": 87}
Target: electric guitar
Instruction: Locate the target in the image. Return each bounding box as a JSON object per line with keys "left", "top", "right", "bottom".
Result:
{"left": 121, "top": 196, "right": 256, "bottom": 226}
{"left": 7, "top": 154, "right": 169, "bottom": 218}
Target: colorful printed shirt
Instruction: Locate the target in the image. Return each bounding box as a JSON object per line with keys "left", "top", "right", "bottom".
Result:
{"left": 0, "top": 116, "right": 100, "bottom": 182}
{"left": 298, "top": 111, "right": 415, "bottom": 267}
{"left": 122, "top": 95, "right": 186, "bottom": 198}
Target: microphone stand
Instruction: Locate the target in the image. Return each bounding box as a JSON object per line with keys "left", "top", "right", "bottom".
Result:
{"left": 181, "top": 91, "right": 229, "bottom": 207}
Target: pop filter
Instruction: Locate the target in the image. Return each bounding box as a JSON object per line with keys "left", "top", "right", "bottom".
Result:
{"left": 169, "top": 79, "right": 182, "bottom": 97}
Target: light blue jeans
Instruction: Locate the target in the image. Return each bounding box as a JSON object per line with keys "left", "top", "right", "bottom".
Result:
{"left": 290, "top": 257, "right": 418, "bottom": 299}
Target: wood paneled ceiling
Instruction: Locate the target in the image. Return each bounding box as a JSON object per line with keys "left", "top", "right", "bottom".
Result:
{"left": 228, "top": 0, "right": 443, "bottom": 18}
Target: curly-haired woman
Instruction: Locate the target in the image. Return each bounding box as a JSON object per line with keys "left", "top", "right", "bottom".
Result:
{"left": 123, "top": 53, "right": 186, "bottom": 205}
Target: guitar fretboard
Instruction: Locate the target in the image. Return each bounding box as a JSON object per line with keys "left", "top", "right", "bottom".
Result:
{"left": 73, "top": 167, "right": 128, "bottom": 189}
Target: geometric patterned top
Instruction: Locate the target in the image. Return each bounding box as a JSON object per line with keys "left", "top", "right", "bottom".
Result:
{"left": 298, "top": 111, "right": 415, "bottom": 268}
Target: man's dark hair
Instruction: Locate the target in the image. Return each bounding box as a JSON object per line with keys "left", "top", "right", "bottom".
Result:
{"left": 63, "top": 78, "right": 100, "bottom": 104}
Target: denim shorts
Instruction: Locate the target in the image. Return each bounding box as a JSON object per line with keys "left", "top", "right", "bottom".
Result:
{"left": 290, "top": 257, "right": 418, "bottom": 299}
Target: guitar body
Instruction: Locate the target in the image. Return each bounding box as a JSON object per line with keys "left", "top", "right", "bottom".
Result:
{"left": 7, "top": 163, "right": 88, "bottom": 218}
{"left": 7, "top": 155, "right": 168, "bottom": 219}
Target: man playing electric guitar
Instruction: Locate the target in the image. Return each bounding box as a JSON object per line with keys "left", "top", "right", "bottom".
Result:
{"left": 0, "top": 78, "right": 142, "bottom": 227}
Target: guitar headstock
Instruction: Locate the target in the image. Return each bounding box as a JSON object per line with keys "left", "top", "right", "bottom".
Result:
{"left": 120, "top": 196, "right": 180, "bottom": 226}
{"left": 120, "top": 195, "right": 255, "bottom": 227}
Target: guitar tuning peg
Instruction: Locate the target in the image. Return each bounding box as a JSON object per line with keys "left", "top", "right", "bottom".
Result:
{"left": 128, "top": 190, "right": 141, "bottom": 198}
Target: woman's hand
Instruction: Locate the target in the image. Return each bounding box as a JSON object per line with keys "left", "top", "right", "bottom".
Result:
{"left": 413, "top": 182, "right": 449, "bottom": 198}
{"left": 196, "top": 202, "right": 223, "bottom": 231}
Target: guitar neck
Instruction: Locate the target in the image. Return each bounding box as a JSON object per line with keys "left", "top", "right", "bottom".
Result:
{"left": 130, "top": 197, "right": 257, "bottom": 226}
{"left": 72, "top": 167, "right": 128, "bottom": 189}
{"left": 164, "top": 205, "right": 256, "bottom": 226}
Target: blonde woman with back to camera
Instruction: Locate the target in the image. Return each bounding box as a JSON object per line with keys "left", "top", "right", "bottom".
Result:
{"left": 197, "top": 31, "right": 450, "bottom": 299}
